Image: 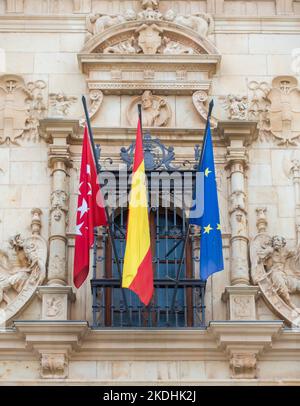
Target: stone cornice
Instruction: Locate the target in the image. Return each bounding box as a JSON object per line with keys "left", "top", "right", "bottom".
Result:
{"left": 0, "top": 321, "right": 298, "bottom": 363}
{"left": 0, "top": 16, "right": 300, "bottom": 34}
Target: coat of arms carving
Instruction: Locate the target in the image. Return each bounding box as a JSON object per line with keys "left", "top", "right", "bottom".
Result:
{"left": 248, "top": 76, "right": 300, "bottom": 145}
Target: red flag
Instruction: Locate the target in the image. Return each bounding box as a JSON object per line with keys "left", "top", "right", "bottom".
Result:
{"left": 73, "top": 126, "right": 107, "bottom": 288}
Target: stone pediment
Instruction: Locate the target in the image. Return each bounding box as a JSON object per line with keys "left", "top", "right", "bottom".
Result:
{"left": 81, "top": 19, "right": 219, "bottom": 56}
{"left": 78, "top": 20, "right": 220, "bottom": 99}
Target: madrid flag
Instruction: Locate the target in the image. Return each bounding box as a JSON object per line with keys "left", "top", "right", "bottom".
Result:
{"left": 122, "top": 118, "right": 154, "bottom": 305}
{"left": 73, "top": 126, "right": 107, "bottom": 288}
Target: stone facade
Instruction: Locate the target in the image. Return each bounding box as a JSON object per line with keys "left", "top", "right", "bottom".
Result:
{"left": 0, "top": 0, "right": 300, "bottom": 385}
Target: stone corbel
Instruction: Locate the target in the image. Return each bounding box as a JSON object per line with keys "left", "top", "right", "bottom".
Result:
{"left": 14, "top": 321, "right": 88, "bottom": 379}
{"left": 209, "top": 321, "right": 283, "bottom": 379}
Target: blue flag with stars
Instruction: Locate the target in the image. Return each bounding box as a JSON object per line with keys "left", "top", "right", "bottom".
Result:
{"left": 190, "top": 119, "right": 224, "bottom": 281}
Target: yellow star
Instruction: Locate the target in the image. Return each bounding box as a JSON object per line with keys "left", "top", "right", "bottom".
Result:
{"left": 203, "top": 224, "right": 213, "bottom": 234}
{"left": 217, "top": 223, "right": 221, "bottom": 231}
{"left": 205, "top": 167, "right": 212, "bottom": 177}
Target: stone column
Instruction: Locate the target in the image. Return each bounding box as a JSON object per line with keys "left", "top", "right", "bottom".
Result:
{"left": 220, "top": 122, "right": 259, "bottom": 320}
{"left": 39, "top": 119, "right": 78, "bottom": 320}
{"left": 290, "top": 159, "right": 300, "bottom": 243}
{"left": 226, "top": 141, "right": 249, "bottom": 286}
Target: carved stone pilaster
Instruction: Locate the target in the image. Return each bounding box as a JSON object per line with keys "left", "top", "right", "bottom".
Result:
{"left": 290, "top": 159, "right": 300, "bottom": 243}
{"left": 220, "top": 121, "right": 257, "bottom": 286}
{"left": 40, "top": 119, "right": 78, "bottom": 286}
{"left": 39, "top": 120, "right": 78, "bottom": 322}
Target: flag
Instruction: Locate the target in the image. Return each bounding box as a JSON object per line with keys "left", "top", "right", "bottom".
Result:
{"left": 73, "top": 125, "right": 107, "bottom": 288}
{"left": 122, "top": 118, "right": 154, "bottom": 305}
{"left": 190, "top": 119, "right": 224, "bottom": 281}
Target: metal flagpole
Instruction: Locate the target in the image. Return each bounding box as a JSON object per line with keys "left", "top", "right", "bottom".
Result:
{"left": 170, "top": 100, "right": 214, "bottom": 312}
{"left": 82, "top": 96, "right": 132, "bottom": 326}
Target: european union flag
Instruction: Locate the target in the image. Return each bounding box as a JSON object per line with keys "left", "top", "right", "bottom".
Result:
{"left": 190, "top": 117, "right": 224, "bottom": 281}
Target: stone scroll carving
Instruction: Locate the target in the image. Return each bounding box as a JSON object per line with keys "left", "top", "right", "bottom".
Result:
{"left": 250, "top": 233, "right": 300, "bottom": 326}
{"left": 248, "top": 76, "right": 300, "bottom": 145}
{"left": 79, "top": 89, "right": 103, "bottom": 127}
{"left": 0, "top": 75, "right": 47, "bottom": 145}
{"left": 85, "top": 0, "right": 214, "bottom": 43}
{"left": 192, "top": 91, "right": 218, "bottom": 128}
{"left": 0, "top": 209, "right": 47, "bottom": 324}
{"left": 127, "top": 90, "right": 171, "bottom": 127}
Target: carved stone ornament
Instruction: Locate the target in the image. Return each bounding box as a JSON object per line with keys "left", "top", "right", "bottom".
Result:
{"left": 79, "top": 89, "right": 103, "bottom": 127}
{"left": 137, "top": 24, "right": 163, "bottom": 54}
{"left": 250, "top": 233, "right": 300, "bottom": 326}
{"left": 127, "top": 90, "right": 171, "bottom": 127}
{"left": 50, "top": 190, "right": 68, "bottom": 222}
{"left": 0, "top": 75, "right": 46, "bottom": 145}
{"left": 192, "top": 91, "right": 218, "bottom": 128}
{"left": 85, "top": 0, "right": 214, "bottom": 43}
{"left": 49, "top": 93, "right": 77, "bottom": 117}
{"left": 221, "top": 94, "right": 249, "bottom": 120}
{"left": 230, "top": 353, "right": 257, "bottom": 379}
{"left": 0, "top": 210, "right": 47, "bottom": 325}
{"left": 40, "top": 353, "right": 68, "bottom": 379}
{"left": 248, "top": 76, "right": 300, "bottom": 145}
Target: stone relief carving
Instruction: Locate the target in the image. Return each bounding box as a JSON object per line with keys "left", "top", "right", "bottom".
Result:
{"left": 103, "top": 28, "right": 197, "bottom": 55}
{"left": 23, "top": 80, "right": 47, "bottom": 142}
{"left": 46, "top": 296, "right": 64, "bottom": 318}
{"left": 85, "top": 9, "right": 137, "bottom": 41}
{"left": 221, "top": 95, "right": 249, "bottom": 120}
{"left": 162, "top": 37, "right": 194, "bottom": 55}
{"left": 0, "top": 209, "right": 47, "bottom": 324}
{"left": 250, "top": 230, "right": 300, "bottom": 326}
{"left": 48, "top": 254, "right": 66, "bottom": 280}
{"left": 104, "top": 36, "right": 141, "bottom": 54}
{"left": 248, "top": 76, "right": 300, "bottom": 145}
{"left": 85, "top": 0, "right": 214, "bottom": 42}
{"left": 230, "top": 353, "right": 257, "bottom": 379}
{"left": 0, "top": 75, "right": 46, "bottom": 145}
{"left": 40, "top": 353, "right": 68, "bottom": 379}
{"left": 127, "top": 90, "right": 171, "bottom": 127}
{"left": 164, "top": 9, "right": 214, "bottom": 38}
{"left": 136, "top": 24, "right": 163, "bottom": 54}
{"left": 49, "top": 93, "right": 77, "bottom": 117}
{"left": 50, "top": 190, "right": 68, "bottom": 222}
{"left": 192, "top": 91, "right": 218, "bottom": 128}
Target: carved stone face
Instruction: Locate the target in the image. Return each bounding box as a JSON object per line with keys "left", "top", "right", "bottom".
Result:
{"left": 124, "top": 9, "right": 137, "bottom": 21}
{"left": 141, "top": 91, "right": 153, "bottom": 110}
{"left": 272, "top": 235, "right": 286, "bottom": 249}
{"left": 164, "top": 9, "right": 176, "bottom": 21}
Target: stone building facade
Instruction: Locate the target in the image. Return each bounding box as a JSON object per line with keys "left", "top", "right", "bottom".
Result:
{"left": 0, "top": 0, "right": 300, "bottom": 385}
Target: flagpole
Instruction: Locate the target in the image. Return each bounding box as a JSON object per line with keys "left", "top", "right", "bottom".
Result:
{"left": 82, "top": 96, "right": 132, "bottom": 326}
{"left": 170, "top": 100, "right": 214, "bottom": 313}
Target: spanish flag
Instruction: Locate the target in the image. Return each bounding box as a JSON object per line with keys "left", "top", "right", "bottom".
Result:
{"left": 122, "top": 116, "right": 154, "bottom": 305}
